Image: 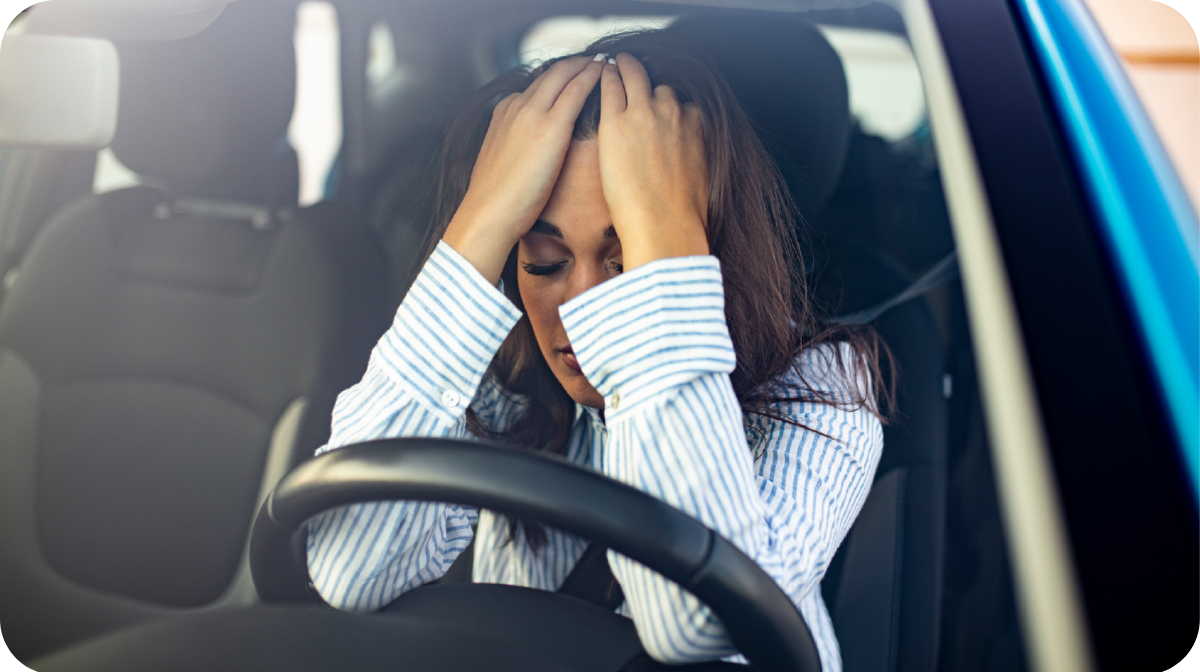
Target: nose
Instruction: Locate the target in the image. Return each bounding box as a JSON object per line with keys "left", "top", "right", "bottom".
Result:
{"left": 564, "top": 260, "right": 608, "bottom": 304}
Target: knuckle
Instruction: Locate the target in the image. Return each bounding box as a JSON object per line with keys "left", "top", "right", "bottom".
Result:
{"left": 549, "top": 56, "right": 580, "bottom": 73}
{"left": 513, "top": 107, "right": 536, "bottom": 125}
{"left": 494, "top": 94, "right": 518, "bottom": 113}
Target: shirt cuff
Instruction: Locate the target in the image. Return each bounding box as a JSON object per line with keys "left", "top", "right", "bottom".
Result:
{"left": 559, "top": 256, "right": 736, "bottom": 418}
{"left": 372, "top": 240, "right": 522, "bottom": 422}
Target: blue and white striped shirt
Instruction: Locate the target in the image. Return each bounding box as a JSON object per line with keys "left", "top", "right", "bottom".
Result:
{"left": 307, "top": 241, "right": 883, "bottom": 671}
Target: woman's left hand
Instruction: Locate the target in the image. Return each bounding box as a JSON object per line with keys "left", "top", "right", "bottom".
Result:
{"left": 598, "top": 53, "right": 710, "bottom": 271}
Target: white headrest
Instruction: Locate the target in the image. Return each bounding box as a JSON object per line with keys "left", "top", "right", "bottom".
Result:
{"left": 28, "top": 0, "right": 232, "bottom": 41}
{"left": 0, "top": 35, "right": 119, "bottom": 148}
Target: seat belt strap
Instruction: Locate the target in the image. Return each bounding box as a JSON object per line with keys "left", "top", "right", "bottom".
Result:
{"left": 829, "top": 251, "right": 959, "bottom": 326}
{"left": 558, "top": 541, "right": 625, "bottom": 611}
{"left": 438, "top": 538, "right": 475, "bottom": 584}
{"left": 440, "top": 539, "right": 625, "bottom": 612}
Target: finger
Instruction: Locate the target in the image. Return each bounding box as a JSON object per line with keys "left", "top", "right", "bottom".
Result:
{"left": 527, "top": 55, "right": 594, "bottom": 110}
{"left": 652, "top": 84, "right": 681, "bottom": 105}
{"left": 600, "top": 61, "right": 627, "bottom": 115}
{"left": 521, "top": 55, "right": 585, "bottom": 100}
{"left": 684, "top": 102, "right": 705, "bottom": 134}
{"left": 653, "top": 83, "right": 680, "bottom": 110}
{"left": 614, "top": 53, "right": 652, "bottom": 109}
{"left": 550, "top": 59, "right": 604, "bottom": 121}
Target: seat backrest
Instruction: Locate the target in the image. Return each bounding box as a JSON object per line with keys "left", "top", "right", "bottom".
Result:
{"left": 0, "top": 1, "right": 387, "bottom": 660}
{"left": 668, "top": 13, "right": 850, "bottom": 224}
{"left": 670, "top": 14, "right": 948, "bottom": 672}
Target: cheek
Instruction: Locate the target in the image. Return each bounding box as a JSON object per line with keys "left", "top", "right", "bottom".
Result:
{"left": 517, "top": 273, "right": 565, "bottom": 350}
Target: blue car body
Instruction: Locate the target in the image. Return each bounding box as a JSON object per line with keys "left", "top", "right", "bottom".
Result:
{"left": 1015, "top": 0, "right": 1199, "bottom": 495}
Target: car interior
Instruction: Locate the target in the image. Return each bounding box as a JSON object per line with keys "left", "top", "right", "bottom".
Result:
{"left": 0, "top": 0, "right": 1027, "bottom": 670}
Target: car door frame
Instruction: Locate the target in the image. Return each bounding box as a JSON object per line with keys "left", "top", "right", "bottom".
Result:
{"left": 907, "top": 0, "right": 1198, "bottom": 668}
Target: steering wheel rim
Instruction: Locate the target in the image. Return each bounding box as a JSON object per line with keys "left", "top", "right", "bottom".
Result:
{"left": 249, "top": 437, "right": 821, "bottom": 672}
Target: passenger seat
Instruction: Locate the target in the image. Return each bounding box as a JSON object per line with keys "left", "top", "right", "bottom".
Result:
{"left": 0, "top": 0, "right": 387, "bottom": 660}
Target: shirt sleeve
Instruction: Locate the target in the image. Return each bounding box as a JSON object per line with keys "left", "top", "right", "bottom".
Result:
{"left": 306, "top": 241, "right": 523, "bottom": 612}
{"left": 559, "top": 256, "right": 883, "bottom": 665}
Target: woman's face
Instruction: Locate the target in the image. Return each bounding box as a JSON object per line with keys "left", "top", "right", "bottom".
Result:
{"left": 517, "top": 139, "right": 622, "bottom": 409}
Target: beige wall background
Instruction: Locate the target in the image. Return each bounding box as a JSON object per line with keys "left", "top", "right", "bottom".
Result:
{"left": 1082, "top": 0, "right": 1199, "bottom": 211}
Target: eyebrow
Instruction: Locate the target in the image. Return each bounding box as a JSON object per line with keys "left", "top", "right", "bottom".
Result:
{"left": 528, "top": 220, "right": 619, "bottom": 240}
{"left": 528, "top": 220, "right": 562, "bottom": 238}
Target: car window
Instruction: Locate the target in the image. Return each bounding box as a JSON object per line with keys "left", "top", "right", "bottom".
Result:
{"left": 818, "top": 26, "right": 925, "bottom": 141}
{"left": 288, "top": 0, "right": 341, "bottom": 206}
{"left": 519, "top": 15, "right": 677, "bottom": 66}
{"left": 366, "top": 20, "right": 399, "bottom": 89}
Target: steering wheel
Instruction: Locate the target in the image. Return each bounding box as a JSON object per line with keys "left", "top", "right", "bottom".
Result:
{"left": 248, "top": 436, "right": 821, "bottom": 672}
{"left": 29, "top": 436, "right": 821, "bottom": 672}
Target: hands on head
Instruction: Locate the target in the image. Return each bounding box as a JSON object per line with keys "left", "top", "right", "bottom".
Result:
{"left": 441, "top": 53, "right": 710, "bottom": 286}
{"left": 597, "top": 53, "right": 710, "bottom": 271}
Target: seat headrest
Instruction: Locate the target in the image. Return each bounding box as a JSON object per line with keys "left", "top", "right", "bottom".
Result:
{"left": 668, "top": 14, "right": 851, "bottom": 221}
{"left": 111, "top": 0, "right": 296, "bottom": 203}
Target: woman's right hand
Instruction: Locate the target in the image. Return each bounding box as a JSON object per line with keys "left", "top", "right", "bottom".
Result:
{"left": 443, "top": 55, "right": 605, "bottom": 285}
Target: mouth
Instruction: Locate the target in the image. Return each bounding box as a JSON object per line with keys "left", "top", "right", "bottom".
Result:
{"left": 559, "top": 346, "right": 582, "bottom": 372}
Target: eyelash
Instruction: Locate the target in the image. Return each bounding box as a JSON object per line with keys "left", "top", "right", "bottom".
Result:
{"left": 521, "top": 261, "right": 566, "bottom": 276}
{"left": 519, "top": 260, "right": 624, "bottom": 276}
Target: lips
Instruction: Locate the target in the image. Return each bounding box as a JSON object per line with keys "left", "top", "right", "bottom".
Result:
{"left": 560, "top": 346, "right": 582, "bottom": 372}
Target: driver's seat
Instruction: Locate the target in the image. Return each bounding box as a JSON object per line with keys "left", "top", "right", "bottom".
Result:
{"left": 670, "top": 13, "right": 947, "bottom": 672}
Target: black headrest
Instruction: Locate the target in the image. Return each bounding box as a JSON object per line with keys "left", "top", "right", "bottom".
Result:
{"left": 111, "top": 0, "right": 297, "bottom": 203}
{"left": 668, "top": 14, "right": 851, "bottom": 221}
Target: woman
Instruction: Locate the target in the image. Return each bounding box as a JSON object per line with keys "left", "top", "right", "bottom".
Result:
{"left": 307, "top": 31, "right": 887, "bottom": 671}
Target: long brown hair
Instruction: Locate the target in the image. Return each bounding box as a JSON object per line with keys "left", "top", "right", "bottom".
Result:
{"left": 425, "top": 30, "right": 892, "bottom": 546}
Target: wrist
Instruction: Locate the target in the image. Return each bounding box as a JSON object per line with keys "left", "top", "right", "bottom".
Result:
{"left": 619, "top": 219, "right": 710, "bottom": 271}
{"left": 443, "top": 208, "right": 520, "bottom": 285}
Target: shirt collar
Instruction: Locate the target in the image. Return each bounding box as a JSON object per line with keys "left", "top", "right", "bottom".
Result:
{"left": 575, "top": 402, "right": 602, "bottom": 424}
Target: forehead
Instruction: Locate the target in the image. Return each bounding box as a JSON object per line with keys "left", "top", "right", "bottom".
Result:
{"left": 538, "top": 139, "right": 610, "bottom": 236}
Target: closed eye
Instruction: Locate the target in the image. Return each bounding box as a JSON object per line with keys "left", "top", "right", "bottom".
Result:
{"left": 521, "top": 261, "right": 567, "bottom": 276}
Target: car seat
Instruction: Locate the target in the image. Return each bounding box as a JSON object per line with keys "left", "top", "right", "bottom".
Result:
{"left": 669, "top": 14, "right": 948, "bottom": 672}
{"left": 0, "top": 0, "right": 387, "bottom": 660}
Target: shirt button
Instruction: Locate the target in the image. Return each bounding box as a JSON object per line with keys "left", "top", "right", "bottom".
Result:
{"left": 610, "top": 390, "right": 620, "bottom": 410}
{"left": 441, "top": 389, "right": 462, "bottom": 407}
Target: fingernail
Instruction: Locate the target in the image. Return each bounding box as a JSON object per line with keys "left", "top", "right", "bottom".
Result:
{"left": 593, "top": 53, "right": 607, "bottom": 62}
{"left": 607, "top": 57, "right": 617, "bottom": 65}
